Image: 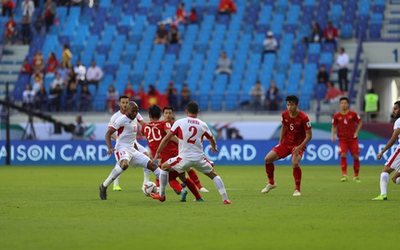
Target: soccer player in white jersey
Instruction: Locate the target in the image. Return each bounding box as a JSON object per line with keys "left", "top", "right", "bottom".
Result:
{"left": 372, "top": 100, "right": 400, "bottom": 201}
{"left": 108, "top": 95, "right": 152, "bottom": 191}
{"left": 99, "top": 101, "right": 160, "bottom": 200}
{"left": 150, "top": 101, "right": 231, "bottom": 204}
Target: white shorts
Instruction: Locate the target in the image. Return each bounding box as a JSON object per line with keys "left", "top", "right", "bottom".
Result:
{"left": 167, "top": 156, "right": 214, "bottom": 174}
{"left": 114, "top": 146, "right": 150, "bottom": 169}
{"left": 385, "top": 147, "right": 400, "bottom": 172}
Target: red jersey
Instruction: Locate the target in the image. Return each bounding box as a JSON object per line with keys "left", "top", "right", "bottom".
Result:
{"left": 332, "top": 110, "right": 361, "bottom": 140}
{"left": 142, "top": 121, "right": 178, "bottom": 162}
{"left": 281, "top": 110, "right": 312, "bottom": 146}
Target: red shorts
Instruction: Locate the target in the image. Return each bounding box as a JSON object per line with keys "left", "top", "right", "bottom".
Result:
{"left": 272, "top": 143, "right": 306, "bottom": 159}
{"left": 338, "top": 139, "right": 359, "bottom": 156}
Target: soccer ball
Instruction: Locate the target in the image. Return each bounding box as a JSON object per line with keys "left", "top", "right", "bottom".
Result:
{"left": 142, "top": 181, "right": 157, "bottom": 196}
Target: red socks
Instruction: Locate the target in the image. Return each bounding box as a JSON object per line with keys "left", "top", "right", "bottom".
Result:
{"left": 340, "top": 157, "right": 347, "bottom": 175}
{"left": 265, "top": 163, "right": 275, "bottom": 185}
{"left": 293, "top": 167, "right": 302, "bottom": 191}
{"left": 353, "top": 159, "right": 360, "bottom": 177}
{"left": 187, "top": 168, "right": 203, "bottom": 189}
{"left": 184, "top": 178, "right": 202, "bottom": 200}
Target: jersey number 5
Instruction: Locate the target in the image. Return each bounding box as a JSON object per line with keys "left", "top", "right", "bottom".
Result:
{"left": 187, "top": 126, "right": 197, "bottom": 144}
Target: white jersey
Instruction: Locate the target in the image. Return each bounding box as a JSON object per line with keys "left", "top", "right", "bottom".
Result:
{"left": 108, "top": 111, "right": 147, "bottom": 151}
{"left": 395, "top": 117, "right": 400, "bottom": 144}
{"left": 110, "top": 115, "right": 138, "bottom": 149}
{"left": 170, "top": 116, "right": 213, "bottom": 161}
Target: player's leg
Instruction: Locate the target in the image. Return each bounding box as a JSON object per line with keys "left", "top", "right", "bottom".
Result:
{"left": 350, "top": 140, "right": 361, "bottom": 182}
{"left": 168, "top": 171, "right": 184, "bottom": 195}
{"left": 262, "top": 146, "right": 283, "bottom": 193}
{"left": 197, "top": 158, "right": 230, "bottom": 204}
{"left": 99, "top": 159, "right": 128, "bottom": 200}
{"left": 372, "top": 166, "right": 393, "bottom": 200}
{"left": 391, "top": 170, "right": 400, "bottom": 184}
{"left": 113, "top": 175, "right": 122, "bottom": 191}
{"left": 187, "top": 168, "right": 209, "bottom": 192}
{"left": 339, "top": 140, "right": 349, "bottom": 181}
{"left": 291, "top": 152, "right": 302, "bottom": 196}
{"left": 179, "top": 172, "right": 203, "bottom": 201}
{"left": 136, "top": 142, "right": 152, "bottom": 185}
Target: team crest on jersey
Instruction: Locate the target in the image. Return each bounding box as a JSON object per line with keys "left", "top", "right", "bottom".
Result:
{"left": 166, "top": 123, "right": 171, "bottom": 128}
{"left": 306, "top": 121, "right": 311, "bottom": 128}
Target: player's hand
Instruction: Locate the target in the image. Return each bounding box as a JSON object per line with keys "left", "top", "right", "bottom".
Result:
{"left": 107, "top": 148, "right": 115, "bottom": 156}
{"left": 331, "top": 136, "right": 336, "bottom": 142}
{"left": 353, "top": 133, "right": 358, "bottom": 138}
{"left": 292, "top": 147, "right": 300, "bottom": 156}
{"left": 377, "top": 152, "right": 383, "bottom": 160}
{"left": 211, "top": 147, "right": 219, "bottom": 153}
{"left": 153, "top": 152, "right": 160, "bottom": 161}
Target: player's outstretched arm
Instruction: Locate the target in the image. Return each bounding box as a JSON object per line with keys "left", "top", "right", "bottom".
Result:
{"left": 209, "top": 136, "right": 219, "bottom": 153}
{"left": 105, "top": 128, "right": 116, "bottom": 156}
{"left": 155, "top": 131, "right": 174, "bottom": 159}
{"left": 377, "top": 128, "right": 400, "bottom": 160}
{"left": 331, "top": 125, "right": 337, "bottom": 142}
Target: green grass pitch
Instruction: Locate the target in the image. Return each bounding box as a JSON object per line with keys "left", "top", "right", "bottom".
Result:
{"left": 1, "top": 165, "right": 399, "bottom": 250}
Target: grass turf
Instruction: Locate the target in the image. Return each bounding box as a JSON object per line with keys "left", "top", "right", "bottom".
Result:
{"left": 0, "top": 165, "right": 399, "bottom": 250}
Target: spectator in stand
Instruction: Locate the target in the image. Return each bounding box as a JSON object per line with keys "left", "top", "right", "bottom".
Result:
{"left": 147, "top": 84, "right": 160, "bottom": 106}
{"left": 188, "top": 8, "right": 197, "bottom": 25}
{"left": 325, "top": 82, "right": 343, "bottom": 103}
{"left": 79, "top": 84, "right": 92, "bottom": 112}
{"left": 180, "top": 83, "right": 191, "bottom": 111}
{"left": 317, "top": 65, "right": 329, "bottom": 84}
{"left": 72, "top": 115, "right": 87, "bottom": 140}
{"left": 22, "top": 84, "right": 35, "bottom": 109}
{"left": 5, "top": 15, "right": 16, "bottom": 44}
{"left": 21, "top": 0, "right": 35, "bottom": 22}
{"left": 86, "top": 59, "right": 103, "bottom": 93}
{"left": 48, "top": 84, "right": 63, "bottom": 111}
{"left": 133, "top": 85, "right": 146, "bottom": 108}
{"left": 323, "top": 21, "right": 338, "bottom": 51}
{"left": 56, "top": 62, "right": 70, "bottom": 82}
{"left": 310, "top": 23, "right": 323, "bottom": 43}
{"left": 42, "top": 0, "right": 57, "bottom": 33}
{"left": 32, "top": 72, "right": 43, "bottom": 94}
{"left": 35, "top": 84, "right": 48, "bottom": 111}
{"left": 50, "top": 73, "right": 64, "bottom": 91}
{"left": 262, "top": 31, "right": 278, "bottom": 62}
{"left": 335, "top": 47, "right": 349, "bottom": 93}
{"left": 265, "top": 81, "right": 280, "bottom": 111}
{"left": 32, "top": 50, "right": 45, "bottom": 75}
{"left": 166, "top": 81, "right": 178, "bottom": 111}
{"left": 169, "top": 25, "right": 181, "bottom": 44}
{"left": 173, "top": 2, "right": 187, "bottom": 26}
{"left": 215, "top": 51, "right": 232, "bottom": 82}
{"left": 250, "top": 80, "right": 265, "bottom": 110}
{"left": 154, "top": 22, "right": 168, "bottom": 44}
{"left": 45, "top": 52, "right": 59, "bottom": 75}
{"left": 65, "top": 81, "right": 77, "bottom": 111}
{"left": 62, "top": 44, "right": 72, "bottom": 70}
{"left": 33, "top": 15, "right": 44, "bottom": 36}
{"left": 123, "top": 82, "right": 135, "bottom": 101}
{"left": 106, "top": 85, "right": 119, "bottom": 113}
{"left": 218, "top": 0, "right": 237, "bottom": 16}
{"left": 20, "top": 14, "right": 32, "bottom": 45}
{"left": 73, "top": 59, "right": 86, "bottom": 85}
{"left": 2, "top": 0, "right": 14, "bottom": 17}
{"left": 20, "top": 58, "right": 32, "bottom": 75}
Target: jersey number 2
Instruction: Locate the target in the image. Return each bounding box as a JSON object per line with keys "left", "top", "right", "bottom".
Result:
{"left": 187, "top": 126, "right": 197, "bottom": 144}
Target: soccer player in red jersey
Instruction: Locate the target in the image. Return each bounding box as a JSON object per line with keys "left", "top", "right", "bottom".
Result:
{"left": 163, "top": 106, "right": 209, "bottom": 193}
{"left": 331, "top": 97, "right": 362, "bottom": 182}
{"left": 261, "top": 95, "right": 312, "bottom": 196}
{"left": 142, "top": 105, "right": 203, "bottom": 202}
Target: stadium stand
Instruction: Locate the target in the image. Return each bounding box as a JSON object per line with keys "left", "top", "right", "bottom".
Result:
{"left": 0, "top": 0, "right": 387, "bottom": 112}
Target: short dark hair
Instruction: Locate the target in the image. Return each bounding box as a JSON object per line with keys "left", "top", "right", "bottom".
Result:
{"left": 285, "top": 95, "right": 299, "bottom": 105}
{"left": 339, "top": 97, "right": 349, "bottom": 103}
{"left": 394, "top": 101, "right": 400, "bottom": 107}
{"left": 186, "top": 101, "right": 199, "bottom": 114}
{"left": 163, "top": 106, "right": 174, "bottom": 113}
{"left": 149, "top": 105, "right": 162, "bottom": 119}
{"left": 119, "top": 95, "right": 129, "bottom": 101}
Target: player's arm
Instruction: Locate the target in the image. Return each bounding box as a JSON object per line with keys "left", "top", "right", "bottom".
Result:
{"left": 354, "top": 119, "right": 362, "bottom": 138}
{"left": 154, "top": 131, "right": 174, "bottom": 160}
{"left": 377, "top": 128, "right": 400, "bottom": 160}
{"left": 279, "top": 125, "right": 285, "bottom": 143}
{"left": 208, "top": 135, "right": 218, "bottom": 153}
{"left": 165, "top": 127, "right": 179, "bottom": 144}
{"left": 331, "top": 124, "right": 337, "bottom": 142}
{"left": 111, "top": 134, "right": 117, "bottom": 140}
{"left": 105, "top": 127, "right": 116, "bottom": 156}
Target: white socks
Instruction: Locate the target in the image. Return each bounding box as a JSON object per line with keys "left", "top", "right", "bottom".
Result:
{"left": 380, "top": 172, "right": 389, "bottom": 195}
{"left": 143, "top": 167, "right": 151, "bottom": 184}
{"left": 213, "top": 176, "right": 228, "bottom": 201}
{"left": 103, "top": 165, "right": 124, "bottom": 187}
{"left": 113, "top": 163, "right": 120, "bottom": 185}
{"left": 152, "top": 168, "right": 161, "bottom": 180}
{"left": 159, "top": 170, "right": 168, "bottom": 197}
